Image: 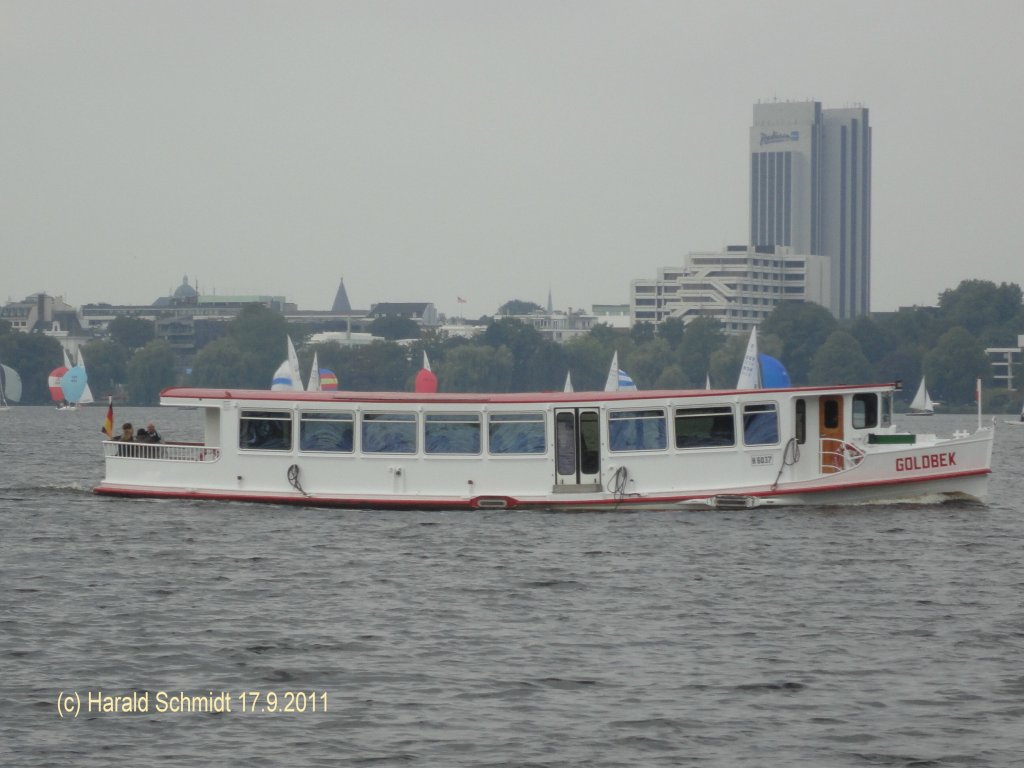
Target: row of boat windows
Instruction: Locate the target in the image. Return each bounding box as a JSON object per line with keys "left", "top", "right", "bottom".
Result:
{"left": 238, "top": 404, "right": 781, "bottom": 455}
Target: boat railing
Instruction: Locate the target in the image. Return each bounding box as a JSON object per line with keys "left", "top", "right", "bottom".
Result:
{"left": 102, "top": 441, "right": 220, "bottom": 463}
{"left": 819, "top": 438, "right": 866, "bottom": 474}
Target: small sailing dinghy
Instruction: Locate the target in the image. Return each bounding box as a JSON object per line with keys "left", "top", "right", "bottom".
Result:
{"left": 906, "top": 377, "right": 937, "bottom": 416}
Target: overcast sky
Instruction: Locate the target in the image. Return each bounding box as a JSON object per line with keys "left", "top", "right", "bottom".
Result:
{"left": 2, "top": 1, "right": 1021, "bottom": 319}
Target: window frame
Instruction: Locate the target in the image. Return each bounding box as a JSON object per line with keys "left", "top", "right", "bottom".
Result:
{"left": 673, "top": 405, "right": 736, "bottom": 449}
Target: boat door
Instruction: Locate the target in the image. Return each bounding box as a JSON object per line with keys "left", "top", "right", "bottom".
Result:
{"left": 819, "top": 396, "right": 845, "bottom": 473}
{"left": 554, "top": 408, "right": 602, "bottom": 490}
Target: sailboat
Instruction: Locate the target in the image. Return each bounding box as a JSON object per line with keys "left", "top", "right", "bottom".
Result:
{"left": 56, "top": 349, "right": 94, "bottom": 410}
{"left": 603, "top": 351, "right": 637, "bottom": 392}
{"left": 906, "top": 377, "right": 936, "bottom": 416}
{"left": 1, "top": 362, "right": 22, "bottom": 410}
{"left": 270, "top": 336, "right": 304, "bottom": 391}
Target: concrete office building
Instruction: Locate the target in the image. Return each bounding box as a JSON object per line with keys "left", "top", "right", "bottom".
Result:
{"left": 631, "top": 244, "right": 831, "bottom": 334}
{"left": 750, "top": 101, "right": 871, "bottom": 318}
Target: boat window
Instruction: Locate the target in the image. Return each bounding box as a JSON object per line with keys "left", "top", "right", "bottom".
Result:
{"left": 488, "top": 412, "right": 546, "bottom": 455}
{"left": 823, "top": 399, "right": 840, "bottom": 429}
{"left": 674, "top": 406, "right": 735, "bottom": 449}
{"left": 881, "top": 393, "right": 892, "bottom": 427}
{"left": 240, "top": 410, "right": 293, "bottom": 451}
{"left": 579, "top": 411, "right": 601, "bottom": 473}
{"left": 361, "top": 412, "right": 416, "bottom": 454}
{"left": 299, "top": 411, "right": 354, "bottom": 453}
{"left": 795, "top": 399, "right": 806, "bottom": 445}
{"left": 743, "top": 403, "right": 779, "bottom": 446}
{"left": 852, "top": 394, "right": 879, "bottom": 429}
{"left": 425, "top": 413, "right": 481, "bottom": 454}
{"left": 609, "top": 409, "right": 667, "bottom": 452}
{"left": 555, "top": 412, "right": 577, "bottom": 475}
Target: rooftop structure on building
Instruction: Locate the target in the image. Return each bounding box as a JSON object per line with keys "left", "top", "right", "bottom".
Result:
{"left": 370, "top": 302, "right": 439, "bottom": 326}
{"left": 750, "top": 100, "right": 871, "bottom": 319}
{"left": 0, "top": 292, "right": 91, "bottom": 357}
{"left": 985, "top": 335, "right": 1024, "bottom": 391}
{"left": 331, "top": 277, "right": 353, "bottom": 313}
{"left": 631, "top": 244, "right": 831, "bottom": 334}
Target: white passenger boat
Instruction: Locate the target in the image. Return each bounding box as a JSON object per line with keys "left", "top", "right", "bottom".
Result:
{"left": 94, "top": 382, "right": 994, "bottom": 510}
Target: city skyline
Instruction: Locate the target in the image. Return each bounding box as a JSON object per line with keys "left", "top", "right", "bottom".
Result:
{"left": 2, "top": 1, "right": 1022, "bottom": 319}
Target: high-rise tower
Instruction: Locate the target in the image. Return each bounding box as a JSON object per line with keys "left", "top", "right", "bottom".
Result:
{"left": 750, "top": 101, "right": 871, "bottom": 318}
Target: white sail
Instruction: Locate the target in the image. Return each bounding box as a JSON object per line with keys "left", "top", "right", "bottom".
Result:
{"left": 287, "top": 336, "right": 303, "bottom": 392}
{"left": 602, "top": 352, "right": 637, "bottom": 392}
{"left": 77, "top": 349, "right": 95, "bottom": 404}
{"left": 307, "top": 351, "right": 321, "bottom": 392}
{"left": 271, "top": 360, "right": 294, "bottom": 390}
{"left": 564, "top": 371, "right": 573, "bottom": 393}
{"left": 0, "top": 363, "right": 21, "bottom": 406}
{"left": 909, "top": 377, "right": 935, "bottom": 414}
{"left": 604, "top": 352, "right": 619, "bottom": 392}
{"left": 736, "top": 327, "right": 760, "bottom": 389}
{"left": 422, "top": 351, "right": 432, "bottom": 372}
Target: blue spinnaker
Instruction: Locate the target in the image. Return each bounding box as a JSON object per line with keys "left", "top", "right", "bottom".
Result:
{"left": 758, "top": 354, "right": 791, "bottom": 389}
{"left": 61, "top": 365, "right": 89, "bottom": 403}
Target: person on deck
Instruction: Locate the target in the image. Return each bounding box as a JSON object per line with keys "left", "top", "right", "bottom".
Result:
{"left": 142, "top": 423, "right": 161, "bottom": 443}
{"left": 115, "top": 423, "right": 134, "bottom": 442}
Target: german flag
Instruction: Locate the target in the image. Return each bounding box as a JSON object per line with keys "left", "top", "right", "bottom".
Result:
{"left": 101, "top": 397, "right": 114, "bottom": 438}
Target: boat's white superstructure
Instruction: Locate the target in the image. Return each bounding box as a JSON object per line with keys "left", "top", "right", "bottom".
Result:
{"left": 94, "top": 382, "right": 994, "bottom": 510}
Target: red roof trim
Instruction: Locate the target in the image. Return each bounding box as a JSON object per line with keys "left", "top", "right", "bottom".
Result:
{"left": 161, "top": 382, "right": 899, "bottom": 406}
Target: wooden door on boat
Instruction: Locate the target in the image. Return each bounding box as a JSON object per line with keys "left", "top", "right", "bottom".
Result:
{"left": 819, "top": 396, "right": 844, "bottom": 474}
{"left": 554, "top": 408, "right": 602, "bottom": 490}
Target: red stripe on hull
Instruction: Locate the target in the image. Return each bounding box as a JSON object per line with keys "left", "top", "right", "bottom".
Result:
{"left": 93, "top": 467, "right": 989, "bottom": 510}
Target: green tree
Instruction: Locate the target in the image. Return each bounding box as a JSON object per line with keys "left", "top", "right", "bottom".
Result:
{"left": 369, "top": 315, "right": 421, "bottom": 341}
{"left": 808, "top": 331, "right": 874, "bottom": 384}
{"left": 677, "top": 317, "right": 726, "bottom": 386}
{"left": 656, "top": 317, "right": 686, "bottom": 350}
{"left": 760, "top": 302, "right": 838, "bottom": 384}
{"left": 497, "top": 299, "right": 543, "bottom": 316}
{"left": 108, "top": 316, "right": 156, "bottom": 351}
{"left": 0, "top": 331, "right": 63, "bottom": 404}
{"left": 708, "top": 334, "right": 750, "bottom": 389}
{"left": 189, "top": 337, "right": 249, "bottom": 387}
{"left": 846, "top": 315, "right": 894, "bottom": 366}
{"left": 126, "top": 340, "right": 177, "bottom": 405}
{"left": 196, "top": 304, "right": 297, "bottom": 389}
{"left": 439, "top": 345, "right": 515, "bottom": 392}
{"left": 481, "top": 319, "right": 565, "bottom": 391}
{"left": 563, "top": 334, "right": 616, "bottom": 392}
{"left": 338, "top": 342, "right": 413, "bottom": 390}
{"left": 937, "top": 279, "right": 1023, "bottom": 341}
{"left": 625, "top": 338, "right": 673, "bottom": 390}
{"left": 630, "top": 321, "right": 656, "bottom": 345}
{"left": 924, "top": 326, "right": 989, "bottom": 405}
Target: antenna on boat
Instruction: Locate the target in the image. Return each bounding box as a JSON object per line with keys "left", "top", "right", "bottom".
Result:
{"left": 976, "top": 378, "right": 982, "bottom": 430}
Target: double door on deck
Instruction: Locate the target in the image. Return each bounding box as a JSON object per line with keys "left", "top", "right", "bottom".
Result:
{"left": 554, "top": 407, "right": 602, "bottom": 490}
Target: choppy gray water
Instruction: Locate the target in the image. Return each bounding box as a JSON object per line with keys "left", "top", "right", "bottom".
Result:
{"left": 2, "top": 406, "right": 1023, "bottom": 766}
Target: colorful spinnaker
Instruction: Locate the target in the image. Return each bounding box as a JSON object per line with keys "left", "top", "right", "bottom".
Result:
{"left": 61, "top": 365, "right": 89, "bottom": 404}
{"left": 48, "top": 365, "right": 68, "bottom": 403}
{"left": 415, "top": 351, "right": 438, "bottom": 393}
